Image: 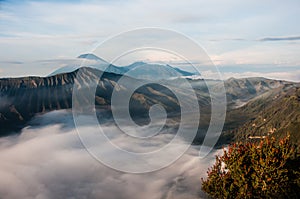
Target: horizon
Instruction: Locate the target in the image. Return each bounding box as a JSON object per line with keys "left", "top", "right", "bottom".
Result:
{"left": 1, "top": 53, "right": 300, "bottom": 83}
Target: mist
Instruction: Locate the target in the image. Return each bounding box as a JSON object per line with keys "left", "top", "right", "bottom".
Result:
{"left": 0, "top": 110, "right": 220, "bottom": 199}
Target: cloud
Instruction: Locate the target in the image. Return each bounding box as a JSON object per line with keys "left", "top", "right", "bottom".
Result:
{"left": 0, "top": 110, "right": 219, "bottom": 199}
{"left": 0, "top": 61, "right": 23, "bottom": 64}
{"left": 210, "top": 42, "right": 300, "bottom": 67}
{"left": 201, "top": 69, "right": 300, "bottom": 82}
{"left": 1, "top": 0, "right": 299, "bottom": 77}
{"left": 209, "top": 38, "right": 247, "bottom": 42}
{"left": 259, "top": 36, "right": 300, "bottom": 42}
{"left": 0, "top": 57, "right": 100, "bottom": 77}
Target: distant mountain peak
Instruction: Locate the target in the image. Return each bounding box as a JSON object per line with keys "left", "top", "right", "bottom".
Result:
{"left": 126, "top": 61, "right": 147, "bottom": 69}
{"left": 132, "top": 61, "right": 147, "bottom": 65}
{"left": 77, "top": 53, "right": 108, "bottom": 63}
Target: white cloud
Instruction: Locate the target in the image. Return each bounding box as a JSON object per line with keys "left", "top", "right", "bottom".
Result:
{"left": 209, "top": 42, "right": 300, "bottom": 66}
{"left": 0, "top": 0, "right": 299, "bottom": 77}
{"left": 201, "top": 69, "right": 300, "bottom": 82}
{"left": 0, "top": 110, "right": 219, "bottom": 199}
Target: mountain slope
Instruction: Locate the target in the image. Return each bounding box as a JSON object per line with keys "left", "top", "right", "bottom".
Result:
{"left": 0, "top": 67, "right": 201, "bottom": 135}
{"left": 48, "top": 54, "right": 126, "bottom": 76}
{"left": 216, "top": 77, "right": 289, "bottom": 108}
{"left": 1, "top": 68, "right": 299, "bottom": 147}
{"left": 49, "top": 54, "right": 195, "bottom": 79}
{"left": 124, "top": 62, "right": 195, "bottom": 79}
{"left": 223, "top": 83, "right": 300, "bottom": 146}
{"left": 77, "top": 53, "right": 108, "bottom": 62}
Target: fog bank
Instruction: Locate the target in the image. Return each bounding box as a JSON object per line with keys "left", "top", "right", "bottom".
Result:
{"left": 0, "top": 110, "right": 220, "bottom": 199}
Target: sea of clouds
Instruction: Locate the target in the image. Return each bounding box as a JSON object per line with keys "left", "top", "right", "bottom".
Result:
{"left": 0, "top": 110, "right": 220, "bottom": 199}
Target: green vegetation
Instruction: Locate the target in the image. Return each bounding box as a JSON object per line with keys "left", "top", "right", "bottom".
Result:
{"left": 224, "top": 86, "right": 300, "bottom": 147}
{"left": 202, "top": 134, "right": 300, "bottom": 198}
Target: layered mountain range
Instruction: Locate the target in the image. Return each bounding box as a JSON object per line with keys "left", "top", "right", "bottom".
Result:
{"left": 0, "top": 60, "right": 299, "bottom": 146}
{"left": 49, "top": 54, "right": 196, "bottom": 79}
{"left": 0, "top": 64, "right": 204, "bottom": 134}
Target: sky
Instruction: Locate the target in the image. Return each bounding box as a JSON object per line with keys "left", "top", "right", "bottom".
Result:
{"left": 0, "top": 0, "right": 299, "bottom": 81}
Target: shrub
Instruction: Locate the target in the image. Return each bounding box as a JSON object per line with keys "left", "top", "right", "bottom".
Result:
{"left": 201, "top": 134, "right": 300, "bottom": 198}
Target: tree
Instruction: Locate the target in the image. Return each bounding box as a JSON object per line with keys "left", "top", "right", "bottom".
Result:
{"left": 201, "top": 134, "right": 300, "bottom": 198}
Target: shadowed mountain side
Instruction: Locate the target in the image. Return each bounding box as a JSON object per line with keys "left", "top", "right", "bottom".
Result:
{"left": 0, "top": 67, "right": 208, "bottom": 137}
{"left": 1, "top": 68, "right": 299, "bottom": 147}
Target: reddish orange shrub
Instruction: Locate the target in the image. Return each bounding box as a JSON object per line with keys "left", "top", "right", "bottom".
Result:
{"left": 202, "top": 134, "right": 300, "bottom": 198}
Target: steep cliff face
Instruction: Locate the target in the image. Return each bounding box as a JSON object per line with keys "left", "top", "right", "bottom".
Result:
{"left": 0, "top": 67, "right": 186, "bottom": 134}
{"left": 0, "top": 72, "right": 75, "bottom": 131}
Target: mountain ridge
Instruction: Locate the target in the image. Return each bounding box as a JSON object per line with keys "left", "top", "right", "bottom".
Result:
{"left": 1, "top": 66, "right": 299, "bottom": 146}
{"left": 0, "top": 67, "right": 190, "bottom": 135}
{"left": 49, "top": 54, "right": 195, "bottom": 79}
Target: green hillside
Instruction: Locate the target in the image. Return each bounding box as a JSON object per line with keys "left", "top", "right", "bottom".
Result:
{"left": 225, "top": 85, "right": 300, "bottom": 146}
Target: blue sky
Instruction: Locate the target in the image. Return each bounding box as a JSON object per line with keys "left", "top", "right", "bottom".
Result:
{"left": 0, "top": 0, "right": 299, "bottom": 81}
